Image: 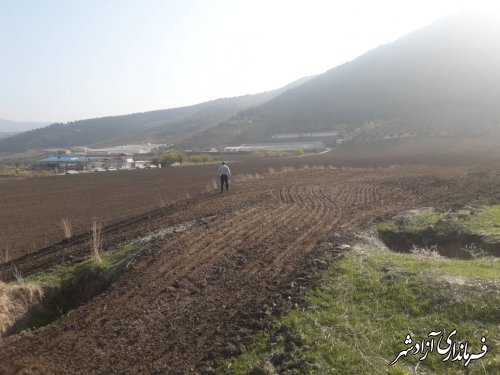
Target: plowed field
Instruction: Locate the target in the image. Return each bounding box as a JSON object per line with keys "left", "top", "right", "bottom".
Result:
{"left": 1, "top": 160, "right": 500, "bottom": 374}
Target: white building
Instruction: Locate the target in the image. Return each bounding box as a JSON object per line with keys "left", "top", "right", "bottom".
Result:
{"left": 271, "top": 131, "right": 338, "bottom": 139}
{"left": 224, "top": 142, "right": 324, "bottom": 152}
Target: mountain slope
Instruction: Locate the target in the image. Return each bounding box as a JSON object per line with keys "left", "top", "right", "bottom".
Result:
{"left": 186, "top": 13, "right": 500, "bottom": 147}
{"left": 0, "top": 77, "right": 312, "bottom": 154}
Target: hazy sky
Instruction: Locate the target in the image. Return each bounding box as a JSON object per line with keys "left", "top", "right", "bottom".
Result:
{"left": 1, "top": 0, "right": 499, "bottom": 123}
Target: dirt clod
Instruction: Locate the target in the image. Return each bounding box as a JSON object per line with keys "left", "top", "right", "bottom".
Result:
{"left": 249, "top": 361, "right": 277, "bottom": 375}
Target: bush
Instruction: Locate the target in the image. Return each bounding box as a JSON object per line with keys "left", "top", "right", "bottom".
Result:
{"left": 189, "top": 154, "right": 213, "bottom": 164}
{"left": 251, "top": 150, "right": 289, "bottom": 158}
{"left": 252, "top": 150, "right": 266, "bottom": 158}
{"left": 152, "top": 151, "right": 186, "bottom": 167}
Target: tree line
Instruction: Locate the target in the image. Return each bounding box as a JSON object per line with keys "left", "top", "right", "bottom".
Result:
{"left": 151, "top": 152, "right": 214, "bottom": 167}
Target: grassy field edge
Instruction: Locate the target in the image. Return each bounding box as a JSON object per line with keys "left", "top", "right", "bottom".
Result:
{"left": 217, "top": 238, "right": 499, "bottom": 374}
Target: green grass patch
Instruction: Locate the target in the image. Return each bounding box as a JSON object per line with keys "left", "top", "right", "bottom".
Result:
{"left": 467, "top": 205, "right": 500, "bottom": 236}
{"left": 22, "top": 244, "right": 139, "bottom": 288}
{"left": 12, "top": 244, "right": 141, "bottom": 332}
{"left": 372, "top": 251, "right": 499, "bottom": 280}
{"left": 220, "top": 247, "right": 499, "bottom": 374}
{"left": 375, "top": 221, "right": 399, "bottom": 233}
{"left": 412, "top": 212, "right": 446, "bottom": 232}
{"left": 376, "top": 210, "right": 445, "bottom": 235}
{"left": 377, "top": 205, "right": 500, "bottom": 239}
{"left": 217, "top": 332, "right": 271, "bottom": 374}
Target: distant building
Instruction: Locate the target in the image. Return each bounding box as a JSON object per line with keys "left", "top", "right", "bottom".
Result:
{"left": 39, "top": 156, "right": 87, "bottom": 172}
{"left": 42, "top": 148, "right": 71, "bottom": 155}
{"left": 271, "top": 131, "right": 338, "bottom": 139}
{"left": 39, "top": 153, "right": 136, "bottom": 172}
{"left": 68, "top": 144, "right": 161, "bottom": 155}
{"left": 88, "top": 144, "right": 158, "bottom": 154}
{"left": 270, "top": 131, "right": 337, "bottom": 147}
{"left": 96, "top": 153, "right": 134, "bottom": 170}
{"left": 224, "top": 142, "right": 324, "bottom": 152}
{"left": 71, "top": 146, "right": 90, "bottom": 153}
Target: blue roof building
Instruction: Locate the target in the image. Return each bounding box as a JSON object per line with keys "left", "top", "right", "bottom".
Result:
{"left": 40, "top": 156, "right": 87, "bottom": 163}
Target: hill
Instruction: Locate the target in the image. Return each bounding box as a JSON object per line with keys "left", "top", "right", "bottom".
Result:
{"left": 185, "top": 13, "right": 500, "bottom": 147}
{"left": 0, "top": 77, "right": 311, "bottom": 155}
{"left": 4, "top": 13, "right": 499, "bottom": 153}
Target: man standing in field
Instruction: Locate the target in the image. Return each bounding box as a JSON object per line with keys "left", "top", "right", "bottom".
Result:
{"left": 218, "top": 161, "right": 231, "bottom": 193}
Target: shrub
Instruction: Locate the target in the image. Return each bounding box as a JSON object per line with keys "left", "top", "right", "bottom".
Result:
{"left": 252, "top": 150, "right": 289, "bottom": 158}
{"left": 189, "top": 154, "right": 213, "bottom": 164}
{"left": 252, "top": 150, "right": 266, "bottom": 158}
{"left": 152, "top": 151, "right": 186, "bottom": 167}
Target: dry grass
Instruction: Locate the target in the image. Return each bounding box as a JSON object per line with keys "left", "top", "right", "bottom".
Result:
{"left": 0, "top": 281, "right": 44, "bottom": 336}
{"left": 312, "top": 164, "right": 325, "bottom": 170}
{"left": 235, "top": 173, "right": 266, "bottom": 181}
{"left": 90, "top": 221, "right": 102, "bottom": 263}
{"left": 281, "top": 166, "right": 296, "bottom": 173}
{"left": 155, "top": 194, "right": 168, "bottom": 208}
{"left": 234, "top": 174, "right": 246, "bottom": 183}
{"left": 60, "top": 218, "right": 72, "bottom": 239}
{"left": 0, "top": 248, "right": 9, "bottom": 264}
{"left": 268, "top": 167, "right": 276, "bottom": 175}
{"left": 211, "top": 178, "right": 218, "bottom": 190}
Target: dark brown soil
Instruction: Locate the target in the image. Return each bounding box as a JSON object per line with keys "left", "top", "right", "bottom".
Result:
{"left": 2, "top": 137, "right": 500, "bottom": 262}
{"left": 1, "top": 161, "right": 500, "bottom": 373}
{"left": 1, "top": 140, "right": 500, "bottom": 374}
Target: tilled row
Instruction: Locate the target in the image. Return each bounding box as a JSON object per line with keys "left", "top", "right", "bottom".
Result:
{"left": 1, "top": 167, "right": 500, "bottom": 374}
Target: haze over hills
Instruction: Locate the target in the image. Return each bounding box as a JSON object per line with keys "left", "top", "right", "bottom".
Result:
{"left": 185, "top": 13, "right": 500, "bottom": 147}
{"left": 0, "top": 119, "right": 49, "bottom": 141}
{"left": 2, "top": 13, "right": 500, "bottom": 155}
{"left": 0, "top": 132, "right": 16, "bottom": 140}
{"left": 0, "top": 118, "right": 48, "bottom": 134}
{"left": 0, "top": 77, "right": 312, "bottom": 155}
